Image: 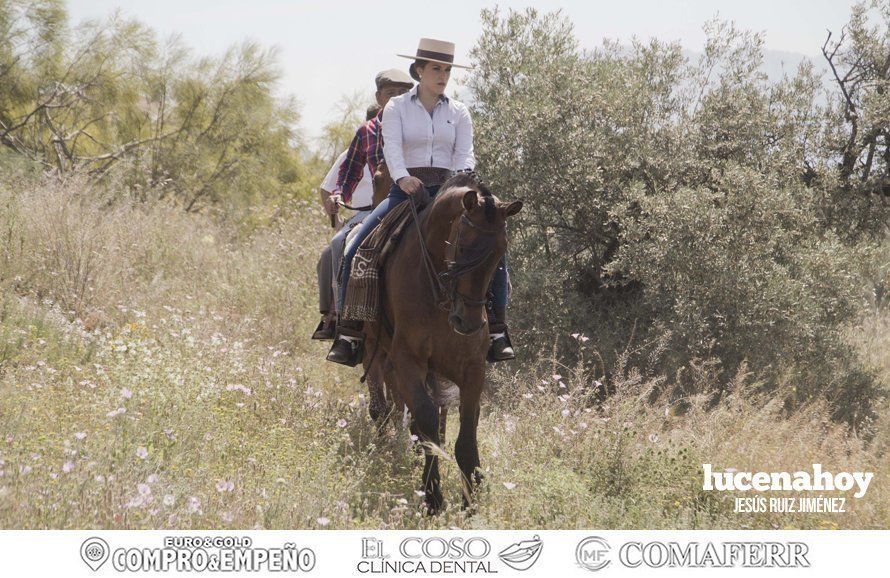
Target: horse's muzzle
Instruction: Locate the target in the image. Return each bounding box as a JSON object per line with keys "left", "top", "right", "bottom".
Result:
{"left": 449, "top": 312, "right": 487, "bottom": 336}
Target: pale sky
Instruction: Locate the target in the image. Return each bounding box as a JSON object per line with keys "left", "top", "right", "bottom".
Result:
{"left": 66, "top": 0, "right": 861, "bottom": 145}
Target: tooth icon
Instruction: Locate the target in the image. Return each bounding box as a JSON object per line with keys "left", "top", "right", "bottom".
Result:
{"left": 81, "top": 537, "right": 110, "bottom": 571}
{"left": 498, "top": 535, "right": 543, "bottom": 571}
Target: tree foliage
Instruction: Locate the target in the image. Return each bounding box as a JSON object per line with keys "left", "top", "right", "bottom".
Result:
{"left": 0, "top": 0, "right": 311, "bottom": 213}
{"left": 469, "top": 3, "right": 888, "bottom": 425}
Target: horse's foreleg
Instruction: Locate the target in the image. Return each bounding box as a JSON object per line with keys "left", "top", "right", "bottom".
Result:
{"left": 439, "top": 406, "right": 448, "bottom": 445}
{"left": 393, "top": 352, "right": 444, "bottom": 515}
{"left": 383, "top": 362, "right": 408, "bottom": 431}
{"left": 425, "top": 374, "right": 449, "bottom": 444}
{"left": 364, "top": 356, "right": 388, "bottom": 429}
{"left": 455, "top": 363, "right": 485, "bottom": 510}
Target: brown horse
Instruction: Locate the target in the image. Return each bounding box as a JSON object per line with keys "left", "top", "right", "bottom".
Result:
{"left": 363, "top": 173, "right": 522, "bottom": 513}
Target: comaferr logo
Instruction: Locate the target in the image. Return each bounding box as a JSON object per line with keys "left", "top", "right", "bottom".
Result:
{"left": 618, "top": 542, "right": 810, "bottom": 568}
{"left": 575, "top": 538, "right": 811, "bottom": 570}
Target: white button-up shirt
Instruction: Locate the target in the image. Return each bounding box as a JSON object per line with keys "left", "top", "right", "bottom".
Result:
{"left": 381, "top": 85, "right": 475, "bottom": 182}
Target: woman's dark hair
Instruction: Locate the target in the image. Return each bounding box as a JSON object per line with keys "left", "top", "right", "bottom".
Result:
{"left": 408, "top": 59, "right": 429, "bottom": 81}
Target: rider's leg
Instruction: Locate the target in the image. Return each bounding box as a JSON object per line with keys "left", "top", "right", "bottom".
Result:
{"left": 328, "top": 184, "right": 407, "bottom": 365}
{"left": 312, "top": 245, "right": 336, "bottom": 340}
{"left": 337, "top": 184, "right": 407, "bottom": 313}
{"left": 487, "top": 253, "right": 515, "bottom": 361}
{"left": 330, "top": 209, "right": 370, "bottom": 308}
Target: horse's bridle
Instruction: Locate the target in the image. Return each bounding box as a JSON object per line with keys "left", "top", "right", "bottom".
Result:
{"left": 407, "top": 189, "right": 504, "bottom": 330}
{"left": 439, "top": 211, "right": 505, "bottom": 311}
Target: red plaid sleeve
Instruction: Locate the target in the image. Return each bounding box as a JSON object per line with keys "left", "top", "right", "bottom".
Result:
{"left": 367, "top": 117, "right": 385, "bottom": 177}
{"left": 336, "top": 124, "right": 368, "bottom": 203}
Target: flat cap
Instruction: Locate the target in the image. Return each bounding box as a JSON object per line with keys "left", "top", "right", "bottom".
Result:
{"left": 375, "top": 68, "right": 413, "bottom": 89}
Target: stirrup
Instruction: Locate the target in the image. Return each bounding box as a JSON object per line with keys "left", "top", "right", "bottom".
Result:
{"left": 487, "top": 332, "right": 515, "bottom": 362}
{"left": 326, "top": 336, "right": 365, "bottom": 367}
{"left": 311, "top": 317, "right": 336, "bottom": 340}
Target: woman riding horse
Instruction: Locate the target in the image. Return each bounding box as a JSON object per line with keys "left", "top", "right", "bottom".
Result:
{"left": 328, "top": 38, "right": 514, "bottom": 366}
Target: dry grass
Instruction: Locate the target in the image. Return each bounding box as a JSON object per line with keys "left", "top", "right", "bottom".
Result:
{"left": 0, "top": 173, "right": 887, "bottom": 529}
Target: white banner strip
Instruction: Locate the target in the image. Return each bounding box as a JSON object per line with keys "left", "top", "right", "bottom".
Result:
{"left": 0, "top": 530, "right": 887, "bottom": 577}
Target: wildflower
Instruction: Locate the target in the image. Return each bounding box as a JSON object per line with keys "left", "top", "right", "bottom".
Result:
{"left": 216, "top": 479, "right": 235, "bottom": 492}
{"left": 74, "top": 432, "right": 87, "bottom": 441}
{"left": 136, "top": 447, "right": 149, "bottom": 460}
{"left": 187, "top": 496, "right": 202, "bottom": 514}
{"left": 62, "top": 461, "right": 75, "bottom": 473}
{"left": 561, "top": 409, "right": 571, "bottom": 418}
{"left": 552, "top": 374, "right": 562, "bottom": 381}
{"left": 126, "top": 495, "right": 146, "bottom": 508}
{"left": 522, "top": 393, "right": 534, "bottom": 399}
{"left": 503, "top": 482, "right": 516, "bottom": 490}
{"left": 106, "top": 407, "right": 126, "bottom": 418}
{"left": 648, "top": 433, "right": 659, "bottom": 443}
{"left": 316, "top": 517, "right": 330, "bottom": 527}
{"left": 163, "top": 494, "right": 175, "bottom": 507}
{"left": 19, "top": 465, "right": 32, "bottom": 475}
{"left": 220, "top": 511, "right": 234, "bottom": 523}
{"left": 137, "top": 483, "right": 151, "bottom": 496}
{"left": 121, "top": 388, "right": 133, "bottom": 399}
{"left": 337, "top": 419, "right": 348, "bottom": 429}
{"left": 146, "top": 474, "right": 159, "bottom": 484}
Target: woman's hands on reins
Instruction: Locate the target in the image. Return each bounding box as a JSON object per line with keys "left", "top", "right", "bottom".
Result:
{"left": 397, "top": 175, "right": 424, "bottom": 195}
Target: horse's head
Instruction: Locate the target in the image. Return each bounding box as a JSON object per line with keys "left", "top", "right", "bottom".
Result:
{"left": 439, "top": 184, "right": 522, "bottom": 335}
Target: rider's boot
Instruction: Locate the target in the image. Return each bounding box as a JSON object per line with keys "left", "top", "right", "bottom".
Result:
{"left": 486, "top": 305, "right": 515, "bottom": 362}
{"left": 326, "top": 317, "right": 364, "bottom": 366}
{"left": 311, "top": 311, "right": 337, "bottom": 340}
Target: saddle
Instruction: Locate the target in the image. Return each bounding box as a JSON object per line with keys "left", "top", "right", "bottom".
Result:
{"left": 341, "top": 190, "right": 430, "bottom": 322}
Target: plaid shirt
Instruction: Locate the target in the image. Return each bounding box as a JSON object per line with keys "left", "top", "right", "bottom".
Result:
{"left": 335, "top": 112, "right": 384, "bottom": 203}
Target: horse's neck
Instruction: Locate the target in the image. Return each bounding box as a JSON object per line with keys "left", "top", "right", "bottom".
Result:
{"left": 419, "top": 194, "right": 461, "bottom": 268}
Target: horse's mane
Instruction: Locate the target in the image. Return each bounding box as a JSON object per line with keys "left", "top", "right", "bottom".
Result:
{"left": 422, "top": 172, "right": 496, "bottom": 223}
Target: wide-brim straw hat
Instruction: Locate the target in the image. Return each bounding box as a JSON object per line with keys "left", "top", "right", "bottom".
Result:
{"left": 397, "top": 38, "right": 472, "bottom": 80}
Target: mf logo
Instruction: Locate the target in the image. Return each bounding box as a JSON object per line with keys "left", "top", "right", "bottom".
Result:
{"left": 576, "top": 536, "right": 611, "bottom": 572}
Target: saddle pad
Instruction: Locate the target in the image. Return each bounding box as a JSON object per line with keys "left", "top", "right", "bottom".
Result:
{"left": 341, "top": 199, "right": 416, "bottom": 321}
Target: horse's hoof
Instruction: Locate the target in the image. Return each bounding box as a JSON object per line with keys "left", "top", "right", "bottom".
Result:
{"left": 425, "top": 490, "right": 445, "bottom": 516}
{"left": 461, "top": 499, "right": 479, "bottom": 516}
{"left": 473, "top": 470, "right": 485, "bottom": 486}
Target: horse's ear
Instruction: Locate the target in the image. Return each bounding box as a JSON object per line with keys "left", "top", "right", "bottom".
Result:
{"left": 462, "top": 189, "right": 478, "bottom": 211}
{"left": 502, "top": 200, "right": 523, "bottom": 217}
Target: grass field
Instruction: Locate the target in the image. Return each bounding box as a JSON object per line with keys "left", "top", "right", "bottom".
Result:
{"left": 0, "top": 175, "right": 887, "bottom": 529}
